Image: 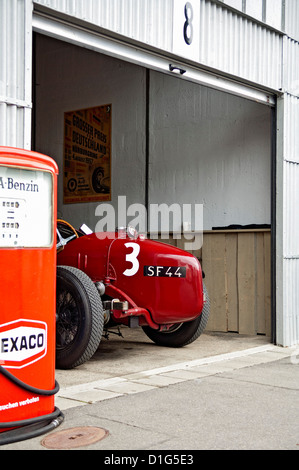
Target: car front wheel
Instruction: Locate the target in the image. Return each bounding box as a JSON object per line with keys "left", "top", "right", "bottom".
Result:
{"left": 56, "top": 266, "right": 104, "bottom": 369}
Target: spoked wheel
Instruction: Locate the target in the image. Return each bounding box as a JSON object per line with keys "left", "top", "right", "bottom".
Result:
{"left": 56, "top": 266, "right": 104, "bottom": 369}
{"left": 142, "top": 282, "right": 210, "bottom": 347}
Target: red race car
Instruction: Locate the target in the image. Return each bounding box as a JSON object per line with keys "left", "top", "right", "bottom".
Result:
{"left": 56, "top": 220, "right": 210, "bottom": 369}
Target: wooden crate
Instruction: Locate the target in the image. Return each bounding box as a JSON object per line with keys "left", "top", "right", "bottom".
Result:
{"left": 201, "top": 230, "right": 271, "bottom": 335}
{"left": 156, "top": 230, "right": 271, "bottom": 336}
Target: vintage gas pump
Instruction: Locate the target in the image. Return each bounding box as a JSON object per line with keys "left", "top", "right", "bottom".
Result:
{"left": 0, "top": 147, "right": 63, "bottom": 445}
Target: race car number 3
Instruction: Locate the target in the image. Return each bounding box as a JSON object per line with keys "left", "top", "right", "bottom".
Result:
{"left": 123, "top": 242, "right": 140, "bottom": 276}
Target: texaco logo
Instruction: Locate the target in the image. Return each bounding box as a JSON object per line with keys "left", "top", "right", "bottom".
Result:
{"left": 0, "top": 319, "right": 47, "bottom": 369}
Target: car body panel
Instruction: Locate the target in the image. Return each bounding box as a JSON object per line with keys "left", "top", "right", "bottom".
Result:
{"left": 57, "top": 231, "right": 204, "bottom": 327}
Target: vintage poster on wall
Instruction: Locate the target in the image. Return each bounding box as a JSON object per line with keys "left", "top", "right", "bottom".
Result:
{"left": 63, "top": 104, "right": 111, "bottom": 204}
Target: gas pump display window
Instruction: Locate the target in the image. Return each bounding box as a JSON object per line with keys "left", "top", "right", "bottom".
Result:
{"left": 0, "top": 166, "right": 53, "bottom": 247}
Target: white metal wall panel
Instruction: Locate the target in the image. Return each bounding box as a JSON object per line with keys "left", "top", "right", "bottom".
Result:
{"left": 282, "top": 94, "right": 299, "bottom": 346}
{"left": 284, "top": 90, "right": 299, "bottom": 164}
{"left": 198, "top": 0, "right": 282, "bottom": 90}
{"left": 283, "top": 37, "right": 299, "bottom": 100}
{"left": 278, "top": 9, "right": 299, "bottom": 345}
{"left": 285, "top": 0, "right": 299, "bottom": 42}
{"left": 0, "top": 103, "right": 28, "bottom": 148}
{"left": 0, "top": 0, "right": 32, "bottom": 149}
{"left": 265, "top": 0, "right": 283, "bottom": 31}
{"left": 283, "top": 155, "right": 299, "bottom": 346}
{"left": 245, "top": 0, "right": 263, "bottom": 22}
{"left": 276, "top": 93, "right": 299, "bottom": 348}
{"left": 283, "top": 258, "right": 299, "bottom": 346}
{"left": 222, "top": 0, "right": 283, "bottom": 31}
{"left": 34, "top": 0, "right": 173, "bottom": 51}
{"left": 284, "top": 157, "right": 299, "bottom": 258}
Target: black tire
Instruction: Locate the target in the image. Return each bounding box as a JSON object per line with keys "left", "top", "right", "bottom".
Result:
{"left": 142, "top": 282, "right": 210, "bottom": 347}
{"left": 56, "top": 266, "right": 104, "bottom": 369}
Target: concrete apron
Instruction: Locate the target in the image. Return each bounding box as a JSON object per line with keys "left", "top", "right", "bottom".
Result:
{"left": 54, "top": 329, "right": 296, "bottom": 411}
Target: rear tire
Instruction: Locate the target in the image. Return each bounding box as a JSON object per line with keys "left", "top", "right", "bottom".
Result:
{"left": 56, "top": 266, "right": 104, "bottom": 369}
{"left": 142, "top": 282, "right": 210, "bottom": 347}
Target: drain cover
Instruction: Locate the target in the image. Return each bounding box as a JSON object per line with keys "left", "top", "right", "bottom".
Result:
{"left": 41, "top": 426, "right": 109, "bottom": 449}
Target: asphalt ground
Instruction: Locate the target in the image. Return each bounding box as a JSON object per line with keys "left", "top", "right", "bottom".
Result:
{"left": 1, "top": 329, "right": 298, "bottom": 452}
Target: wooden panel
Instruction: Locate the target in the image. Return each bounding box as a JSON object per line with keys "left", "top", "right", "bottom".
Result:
{"left": 256, "top": 232, "right": 266, "bottom": 334}
{"left": 225, "top": 233, "right": 238, "bottom": 332}
{"left": 201, "top": 230, "right": 271, "bottom": 336}
{"left": 264, "top": 232, "right": 272, "bottom": 336}
{"left": 202, "top": 234, "right": 227, "bottom": 331}
{"left": 175, "top": 233, "right": 203, "bottom": 260}
{"left": 237, "top": 233, "right": 256, "bottom": 335}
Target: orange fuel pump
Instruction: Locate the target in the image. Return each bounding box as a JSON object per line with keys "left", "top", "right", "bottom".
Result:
{"left": 0, "top": 147, "right": 63, "bottom": 445}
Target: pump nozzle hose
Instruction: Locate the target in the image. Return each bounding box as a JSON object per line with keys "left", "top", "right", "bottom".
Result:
{"left": 0, "top": 365, "right": 64, "bottom": 445}
{"left": 0, "top": 411, "right": 65, "bottom": 445}
{"left": 0, "top": 365, "right": 59, "bottom": 395}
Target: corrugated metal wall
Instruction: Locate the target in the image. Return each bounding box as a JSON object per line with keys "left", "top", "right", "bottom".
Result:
{"left": 280, "top": 76, "right": 299, "bottom": 344}
{"left": 277, "top": 0, "right": 299, "bottom": 346}
{"left": 198, "top": 0, "right": 282, "bottom": 90}
{"left": 283, "top": 149, "right": 299, "bottom": 346}
{"left": 34, "top": 0, "right": 174, "bottom": 51}
{"left": 0, "top": 0, "right": 32, "bottom": 149}
{"left": 285, "top": 0, "right": 299, "bottom": 42}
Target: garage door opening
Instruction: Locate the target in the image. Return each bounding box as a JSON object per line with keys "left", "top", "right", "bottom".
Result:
{"left": 33, "top": 33, "right": 272, "bottom": 337}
